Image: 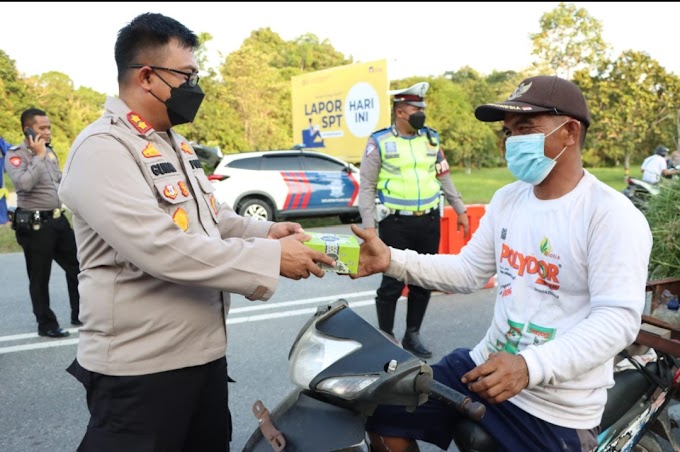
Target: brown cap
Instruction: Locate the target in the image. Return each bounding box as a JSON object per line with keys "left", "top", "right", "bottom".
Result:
{"left": 388, "top": 82, "right": 429, "bottom": 108}
{"left": 475, "top": 75, "right": 591, "bottom": 128}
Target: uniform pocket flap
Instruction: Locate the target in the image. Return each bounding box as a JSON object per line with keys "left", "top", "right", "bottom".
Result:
{"left": 195, "top": 175, "right": 216, "bottom": 194}
{"left": 154, "top": 179, "right": 193, "bottom": 204}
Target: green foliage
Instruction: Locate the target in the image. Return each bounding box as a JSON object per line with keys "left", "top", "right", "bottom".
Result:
{"left": 529, "top": 2, "right": 610, "bottom": 78}
{"left": 644, "top": 177, "right": 680, "bottom": 280}
{"left": 0, "top": 223, "right": 21, "bottom": 254}
{"left": 425, "top": 76, "right": 500, "bottom": 170}
{"left": 577, "top": 50, "right": 680, "bottom": 168}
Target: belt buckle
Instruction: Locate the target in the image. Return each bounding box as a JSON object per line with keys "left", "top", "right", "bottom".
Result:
{"left": 53, "top": 208, "right": 62, "bottom": 219}
{"left": 413, "top": 210, "right": 425, "bottom": 216}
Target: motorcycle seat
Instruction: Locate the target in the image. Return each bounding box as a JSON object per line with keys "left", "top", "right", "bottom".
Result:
{"left": 600, "top": 362, "right": 658, "bottom": 431}
{"left": 451, "top": 421, "right": 497, "bottom": 452}
{"left": 451, "top": 362, "right": 659, "bottom": 452}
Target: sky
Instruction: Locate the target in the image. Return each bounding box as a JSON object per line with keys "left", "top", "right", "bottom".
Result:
{"left": 1, "top": 2, "right": 679, "bottom": 97}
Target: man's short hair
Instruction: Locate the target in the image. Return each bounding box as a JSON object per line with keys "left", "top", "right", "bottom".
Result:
{"left": 474, "top": 75, "right": 591, "bottom": 129}
{"left": 115, "top": 12, "right": 199, "bottom": 83}
{"left": 20, "top": 108, "right": 47, "bottom": 128}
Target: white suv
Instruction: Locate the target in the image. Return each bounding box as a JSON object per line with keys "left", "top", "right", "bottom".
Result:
{"left": 209, "top": 149, "right": 361, "bottom": 223}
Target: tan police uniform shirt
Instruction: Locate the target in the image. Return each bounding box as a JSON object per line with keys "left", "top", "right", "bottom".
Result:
{"left": 4, "top": 143, "right": 62, "bottom": 210}
{"left": 59, "top": 96, "right": 281, "bottom": 376}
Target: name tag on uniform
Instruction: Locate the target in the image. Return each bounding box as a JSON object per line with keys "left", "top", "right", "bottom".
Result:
{"left": 384, "top": 142, "right": 399, "bottom": 159}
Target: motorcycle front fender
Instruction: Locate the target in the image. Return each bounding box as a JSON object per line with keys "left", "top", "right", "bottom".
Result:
{"left": 242, "top": 388, "right": 367, "bottom": 452}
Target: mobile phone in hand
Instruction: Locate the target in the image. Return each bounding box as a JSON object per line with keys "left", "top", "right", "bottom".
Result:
{"left": 24, "top": 127, "right": 37, "bottom": 140}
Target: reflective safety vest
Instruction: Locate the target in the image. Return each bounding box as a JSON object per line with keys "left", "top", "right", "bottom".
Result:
{"left": 374, "top": 127, "right": 441, "bottom": 211}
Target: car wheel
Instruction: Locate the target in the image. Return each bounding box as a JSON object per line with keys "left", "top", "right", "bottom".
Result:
{"left": 238, "top": 198, "right": 274, "bottom": 221}
{"left": 339, "top": 213, "right": 361, "bottom": 224}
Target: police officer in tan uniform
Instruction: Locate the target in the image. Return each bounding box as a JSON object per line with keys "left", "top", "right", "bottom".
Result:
{"left": 358, "top": 82, "right": 469, "bottom": 359}
{"left": 58, "top": 13, "right": 334, "bottom": 452}
{"left": 5, "top": 108, "right": 80, "bottom": 338}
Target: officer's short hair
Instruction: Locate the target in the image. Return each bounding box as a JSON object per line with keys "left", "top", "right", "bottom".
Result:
{"left": 115, "top": 12, "right": 199, "bottom": 83}
{"left": 20, "top": 108, "right": 47, "bottom": 128}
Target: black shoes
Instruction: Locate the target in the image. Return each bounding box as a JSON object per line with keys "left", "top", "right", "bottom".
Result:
{"left": 38, "top": 327, "right": 70, "bottom": 339}
{"left": 402, "top": 329, "right": 432, "bottom": 359}
{"left": 71, "top": 319, "right": 83, "bottom": 327}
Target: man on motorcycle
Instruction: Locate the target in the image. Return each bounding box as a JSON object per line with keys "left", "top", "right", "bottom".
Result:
{"left": 350, "top": 75, "right": 653, "bottom": 451}
{"left": 641, "top": 145, "right": 679, "bottom": 183}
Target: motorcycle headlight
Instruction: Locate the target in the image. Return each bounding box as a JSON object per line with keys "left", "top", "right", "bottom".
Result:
{"left": 316, "top": 375, "right": 380, "bottom": 399}
{"left": 289, "top": 324, "right": 361, "bottom": 389}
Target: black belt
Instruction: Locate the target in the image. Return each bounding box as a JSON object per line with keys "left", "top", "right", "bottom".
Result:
{"left": 390, "top": 207, "right": 437, "bottom": 216}
{"left": 16, "top": 207, "right": 64, "bottom": 220}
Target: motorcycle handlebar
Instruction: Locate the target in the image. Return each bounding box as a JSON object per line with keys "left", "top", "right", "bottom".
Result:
{"left": 414, "top": 373, "right": 486, "bottom": 422}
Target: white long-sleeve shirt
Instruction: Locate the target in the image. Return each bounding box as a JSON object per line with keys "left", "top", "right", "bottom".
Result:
{"left": 386, "top": 170, "right": 652, "bottom": 429}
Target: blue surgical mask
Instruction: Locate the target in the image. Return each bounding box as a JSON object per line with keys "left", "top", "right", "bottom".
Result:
{"left": 505, "top": 120, "right": 570, "bottom": 185}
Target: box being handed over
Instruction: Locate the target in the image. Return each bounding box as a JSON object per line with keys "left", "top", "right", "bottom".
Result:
{"left": 303, "top": 231, "right": 360, "bottom": 274}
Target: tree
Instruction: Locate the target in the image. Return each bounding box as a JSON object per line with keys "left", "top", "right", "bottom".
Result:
{"left": 211, "top": 28, "right": 352, "bottom": 152}
{"left": 0, "top": 50, "right": 29, "bottom": 143}
{"left": 21, "top": 71, "right": 105, "bottom": 162}
{"left": 577, "top": 51, "right": 680, "bottom": 170}
{"left": 287, "top": 33, "right": 352, "bottom": 73}
{"left": 529, "top": 2, "right": 610, "bottom": 79}
{"left": 395, "top": 76, "right": 499, "bottom": 172}
{"left": 221, "top": 44, "right": 291, "bottom": 150}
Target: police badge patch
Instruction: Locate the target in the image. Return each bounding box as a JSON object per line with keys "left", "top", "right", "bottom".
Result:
{"left": 365, "top": 143, "right": 376, "bottom": 157}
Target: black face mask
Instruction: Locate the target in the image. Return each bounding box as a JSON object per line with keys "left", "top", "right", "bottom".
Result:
{"left": 165, "top": 82, "right": 205, "bottom": 126}
{"left": 151, "top": 73, "right": 205, "bottom": 127}
{"left": 408, "top": 111, "right": 426, "bottom": 130}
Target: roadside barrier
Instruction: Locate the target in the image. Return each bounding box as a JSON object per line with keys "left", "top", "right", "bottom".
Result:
{"left": 402, "top": 204, "right": 496, "bottom": 297}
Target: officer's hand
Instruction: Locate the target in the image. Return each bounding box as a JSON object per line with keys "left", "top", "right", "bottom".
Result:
{"left": 461, "top": 352, "right": 529, "bottom": 404}
{"left": 268, "top": 222, "right": 304, "bottom": 239}
{"left": 27, "top": 134, "right": 47, "bottom": 158}
{"left": 279, "top": 233, "right": 335, "bottom": 280}
{"left": 457, "top": 212, "right": 470, "bottom": 238}
{"left": 348, "top": 224, "right": 390, "bottom": 279}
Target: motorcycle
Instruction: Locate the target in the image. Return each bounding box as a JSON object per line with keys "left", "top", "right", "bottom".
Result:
{"left": 622, "top": 177, "right": 660, "bottom": 211}
{"left": 623, "top": 164, "right": 680, "bottom": 211}
{"left": 242, "top": 298, "right": 680, "bottom": 452}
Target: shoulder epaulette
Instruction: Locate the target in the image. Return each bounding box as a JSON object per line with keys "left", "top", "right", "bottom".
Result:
{"left": 371, "top": 126, "right": 394, "bottom": 140}
{"left": 371, "top": 125, "right": 392, "bottom": 135}
{"left": 8, "top": 145, "right": 20, "bottom": 152}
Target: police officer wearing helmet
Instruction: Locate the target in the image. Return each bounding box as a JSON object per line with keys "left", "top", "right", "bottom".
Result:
{"left": 4, "top": 108, "right": 81, "bottom": 339}
{"left": 358, "top": 82, "right": 469, "bottom": 359}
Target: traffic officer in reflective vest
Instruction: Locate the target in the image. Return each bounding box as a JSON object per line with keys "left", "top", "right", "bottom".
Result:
{"left": 358, "top": 82, "right": 469, "bottom": 359}
{"left": 4, "top": 108, "right": 81, "bottom": 338}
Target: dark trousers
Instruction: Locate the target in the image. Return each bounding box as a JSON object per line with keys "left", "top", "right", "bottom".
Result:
{"left": 15, "top": 214, "right": 80, "bottom": 331}
{"left": 67, "top": 356, "right": 232, "bottom": 452}
{"left": 366, "top": 348, "right": 593, "bottom": 451}
{"left": 376, "top": 210, "right": 441, "bottom": 334}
